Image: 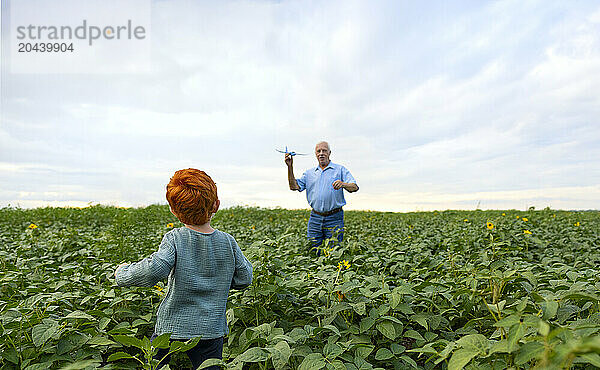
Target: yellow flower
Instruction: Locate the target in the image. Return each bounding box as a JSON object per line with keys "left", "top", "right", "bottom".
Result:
{"left": 516, "top": 215, "right": 520, "bottom": 219}
{"left": 166, "top": 223, "right": 174, "bottom": 228}
{"left": 523, "top": 230, "right": 532, "bottom": 235}
{"left": 337, "top": 260, "right": 350, "bottom": 270}
{"left": 28, "top": 223, "right": 38, "bottom": 229}
{"left": 502, "top": 213, "right": 506, "bottom": 216}
{"left": 574, "top": 222, "right": 580, "bottom": 227}
{"left": 251, "top": 225, "right": 255, "bottom": 230}
{"left": 154, "top": 285, "right": 164, "bottom": 296}
{"left": 486, "top": 222, "right": 494, "bottom": 230}
{"left": 464, "top": 219, "right": 468, "bottom": 222}
{"left": 522, "top": 217, "right": 528, "bottom": 222}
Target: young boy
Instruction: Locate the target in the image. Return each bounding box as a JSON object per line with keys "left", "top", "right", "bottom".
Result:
{"left": 114, "top": 168, "right": 253, "bottom": 369}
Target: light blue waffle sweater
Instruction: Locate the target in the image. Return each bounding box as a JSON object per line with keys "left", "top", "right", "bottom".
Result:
{"left": 115, "top": 227, "right": 253, "bottom": 339}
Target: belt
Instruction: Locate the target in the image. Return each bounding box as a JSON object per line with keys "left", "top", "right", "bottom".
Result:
{"left": 311, "top": 207, "right": 342, "bottom": 217}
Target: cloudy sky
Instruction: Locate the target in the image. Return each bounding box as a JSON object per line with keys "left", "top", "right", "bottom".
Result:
{"left": 1, "top": 0, "right": 599, "bottom": 211}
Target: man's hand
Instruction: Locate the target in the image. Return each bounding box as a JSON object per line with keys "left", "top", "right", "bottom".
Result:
{"left": 114, "top": 263, "right": 128, "bottom": 277}
{"left": 332, "top": 180, "right": 344, "bottom": 190}
{"left": 332, "top": 181, "right": 359, "bottom": 192}
{"left": 284, "top": 153, "right": 293, "bottom": 167}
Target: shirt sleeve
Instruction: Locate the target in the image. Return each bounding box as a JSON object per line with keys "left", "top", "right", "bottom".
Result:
{"left": 296, "top": 170, "right": 307, "bottom": 192}
{"left": 341, "top": 166, "right": 357, "bottom": 187}
{"left": 115, "top": 233, "right": 176, "bottom": 287}
{"left": 229, "top": 236, "right": 253, "bottom": 290}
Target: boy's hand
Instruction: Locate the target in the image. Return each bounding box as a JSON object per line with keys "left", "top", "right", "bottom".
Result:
{"left": 114, "top": 263, "right": 128, "bottom": 277}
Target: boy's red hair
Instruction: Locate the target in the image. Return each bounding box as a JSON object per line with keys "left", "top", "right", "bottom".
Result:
{"left": 166, "top": 169, "right": 218, "bottom": 225}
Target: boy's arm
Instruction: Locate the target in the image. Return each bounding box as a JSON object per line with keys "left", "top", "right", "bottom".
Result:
{"left": 230, "top": 237, "right": 253, "bottom": 290}
{"left": 115, "top": 233, "right": 175, "bottom": 287}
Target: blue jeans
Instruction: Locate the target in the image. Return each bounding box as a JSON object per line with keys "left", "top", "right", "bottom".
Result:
{"left": 307, "top": 210, "right": 344, "bottom": 253}
{"left": 151, "top": 333, "right": 223, "bottom": 370}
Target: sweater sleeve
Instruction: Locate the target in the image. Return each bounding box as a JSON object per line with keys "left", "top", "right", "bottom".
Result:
{"left": 229, "top": 236, "right": 253, "bottom": 290}
{"left": 115, "top": 233, "right": 176, "bottom": 287}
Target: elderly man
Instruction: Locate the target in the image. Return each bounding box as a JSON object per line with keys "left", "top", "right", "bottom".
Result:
{"left": 285, "top": 141, "right": 358, "bottom": 252}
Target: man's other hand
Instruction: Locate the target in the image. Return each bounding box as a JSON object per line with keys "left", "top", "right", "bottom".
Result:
{"left": 332, "top": 180, "right": 344, "bottom": 190}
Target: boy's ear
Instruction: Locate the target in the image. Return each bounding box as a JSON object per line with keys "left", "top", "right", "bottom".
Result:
{"left": 213, "top": 199, "right": 220, "bottom": 213}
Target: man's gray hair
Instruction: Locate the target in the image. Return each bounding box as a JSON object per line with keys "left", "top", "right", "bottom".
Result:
{"left": 316, "top": 141, "right": 331, "bottom": 151}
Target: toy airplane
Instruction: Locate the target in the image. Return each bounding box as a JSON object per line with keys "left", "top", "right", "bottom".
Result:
{"left": 276, "top": 146, "right": 307, "bottom": 156}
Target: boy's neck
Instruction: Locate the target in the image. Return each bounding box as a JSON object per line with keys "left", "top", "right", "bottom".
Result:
{"left": 185, "top": 223, "right": 215, "bottom": 233}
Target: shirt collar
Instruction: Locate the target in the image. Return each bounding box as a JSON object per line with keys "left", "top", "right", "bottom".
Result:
{"left": 315, "top": 162, "right": 334, "bottom": 171}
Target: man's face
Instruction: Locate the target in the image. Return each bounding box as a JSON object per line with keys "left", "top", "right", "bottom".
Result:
{"left": 315, "top": 143, "right": 331, "bottom": 167}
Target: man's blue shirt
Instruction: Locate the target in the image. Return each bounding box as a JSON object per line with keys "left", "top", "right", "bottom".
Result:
{"left": 296, "top": 162, "right": 357, "bottom": 213}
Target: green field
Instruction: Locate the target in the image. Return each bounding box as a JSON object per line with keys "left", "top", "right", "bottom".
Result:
{"left": 1, "top": 206, "right": 599, "bottom": 369}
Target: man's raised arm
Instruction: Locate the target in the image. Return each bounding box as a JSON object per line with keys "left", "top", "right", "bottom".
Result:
{"left": 285, "top": 153, "right": 300, "bottom": 191}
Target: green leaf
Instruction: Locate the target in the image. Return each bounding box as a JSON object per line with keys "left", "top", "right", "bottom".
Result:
{"left": 322, "top": 324, "right": 342, "bottom": 337}
{"left": 112, "top": 335, "right": 143, "bottom": 349}
{"left": 64, "top": 311, "right": 96, "bottom": 321}
{"left": 400, "top": 354, "right": 419, "bottom": 369}
{"left": 448, "top": 348, "right": 478, "bottom": 370}
{"left": 538, "top": 320, "right": 550, "bottom": 337}
{"left": 326, "top": 359, "right": 346, "bottom": 370}
{"left": 410, "top": 314, "right": 428, "bottom": 330}
{"left": 580, "top": 353, "right": 600, "bottom": 367}
{"left": 494, "top": 315, "right": 520, "bottom": 328}
{"left": 456, "top": 334, "right": 488, "bottom": 355}
{"left": 351, "top": 302, "right": 366, "bottom": 315}
{"left": 32, "top": 321, "right": 59, "bottom": 347}
{"left": 514, "top": 342, "right": 544, "bottom": 365}
{"left": 235, "top": 347, "right": 270, "bottom": 363}
{"left": 396, "top": 303, "right": 415, "bottom": 315}
{"left": 323, "top": 343, "right": 344, "bottom": 359}
{"left": 299, "top": 353, "right": 326, "bottom": 370}
{"left": 489, "top": 339, "right": 509, "bottom": 354}
{"left": 198, "top": 358, "right": 226, "bottom": 369}
{"left": 407, "top": 344, "right": 438, "bottom": 355}
{"left": 179, "top": 337, "right": 201, "bottom": 352}
{"left": 360, "top": 317, "right": 375, "bottom": 332}
{"left": 507, "top": 323, "right": 525, "bottom": 353}
{"left": 516, "top": 297, "right": 528, "bottom": 312}
{"left": 151, "top": 333, "right": 171, "bottom": 349}
{"left": 542, "top": 300, "right": 558, "bottom": 320}
{"left": 376, "top": 321, "right": 396, "bottom": 340}
{"left": 375, "top": 348, "right": 394, "bottom": 360}
{"left": 107, "top": 351, "right": 135, "bottom": 361}
{"left": 24, "top": 362, "right": 54, "bottom": 370}
{"left": 389, "top": 291, "right": 402, "bottom": 309}
{"left": 267, "top": 340, "right": 291, "bottom": 368}
{"left": 87, "top": 336, "right": 116, "bottom": 346}
{"left": 354, "top": 344, "right": 375, "bottom": 358}
{"left": 60, "top": 360, "right": 101, "bottom": 369}
{"left": 404, "top": 329, "right": 424, "bottom": 341}
{"left": 99, "top": 317, "right": 111, "bottom": 330}
{"left": 391, "top": 343, "right": 406, "bottom": 355}
{"left": 1, "top": 347, "right": 19, "bottom": 364}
